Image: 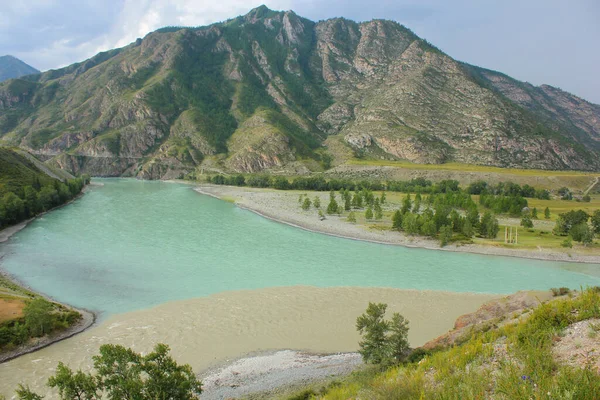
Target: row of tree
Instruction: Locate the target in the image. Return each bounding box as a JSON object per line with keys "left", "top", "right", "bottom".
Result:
{"left": 0, "top": 175, "right": 90, "bottom": 229}
{"left": 467, "top": 180, "right": 550, "bottom": 199}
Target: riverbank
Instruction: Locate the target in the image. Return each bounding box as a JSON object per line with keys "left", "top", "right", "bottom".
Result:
{"left": 0, "top": 183, "right": 98, "bottom": 363}
{"left": 0, "top": 286, "right": 499, "bottom": 398}
{"left": 195, "top": 185, "right": 600, "bottom": 264}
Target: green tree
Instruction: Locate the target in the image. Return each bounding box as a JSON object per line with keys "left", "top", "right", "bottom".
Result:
{"left": 347, "top": 211, "right": 356, "bottom": 223}
{"left": 412, "top": 193, "right": 421, "bottom": 213}
{"left": 439, "top": 225, "right": 453, "bottom": 247}
{"left": 479, "top": 212, "right": 499, "bottom": 239}
{"left": 352, "top": 192, "right": 363, "bottom": 208}
{"left": 392, "top": 210, "right": 403, "bottom": 230}
{"left": 521, "top": 215, "right": 533, "bottom": 229}
{"left": 401, "top": 194, "right": 412, "bottom": 215}
{"left": 313, "top": 196, "right": 321, "bottom": 209}
{"left": 420, "top": 219, "right": 437, "bottom": 238}
{"left": 402, "top": 213, "right": 420, "bottom": 235}
{"left": 462, "top": 218, "right": 474, "bottom": 238}
{"left": 15, "top": 386, "right": 43, "bottom": 400}
{"left": 374, "top": 201, "right": 383, "bottom": 220}
{"left": 582, "top": 194, "right": 591, "bottom": 202}
{"left": 24, "top": 299, "right": 54, "bottom": 337}
{"left": 19, "top": 344, "right": 202, "bottom": 400}
{"left": 356, "top": 303, "right": 409, "bottom": 365}
{"left": 365, "top": 206, "right": 373, "bottom": 220}
{"left": 301, "top": 197, "right": 311, "bottom": 211}
{"left": 47, "top": 363, "right": 99, "bottom": 400}
{"left": 326, "top": 191, "right": 339, "bottom": 215}
{"left": 531, "top": 207, "right": 538, "bottom": 219}
{"left": 344, "top": 193, "right": 351, "bottom": 211}
{"left": 570, "top": 223, "right": 593, "bottom": 246}
{"left": 380, "top": 191, "right": 386, "bottom": 204}
{"left": 544, "top": 207, "right": 551, "bottom": 219}
{"left": 591, "top": 210, "right": 600, "bottom": 234}
{"left": 0, "top": 192, "right": 25, "bottom": 225}
{"left": 23, "top": 186, "right": 40, "bottom": 218}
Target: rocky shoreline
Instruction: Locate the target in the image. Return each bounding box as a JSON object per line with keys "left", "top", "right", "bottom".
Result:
{"left": 200, "top": 350, "right": 362, "bottom": 400}
{"left": 195, "top": 184, "right": 600, "bottom": 264}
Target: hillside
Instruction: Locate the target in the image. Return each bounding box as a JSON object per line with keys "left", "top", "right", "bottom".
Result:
{"left": 0, "top": 6, "right": 598, "bottom": 179}
{"left": 0, "top": 147, "right": 87, "bottom": 230}
{"left": 0, "top": 56, "right": 39, "bottom": 82}
{"left": 287, "top": 288, "right": 600, "bottom": 399}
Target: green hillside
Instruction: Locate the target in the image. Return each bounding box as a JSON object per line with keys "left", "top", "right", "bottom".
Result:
{"left": 0, "top": 7, "right": 598, "bottom": 179}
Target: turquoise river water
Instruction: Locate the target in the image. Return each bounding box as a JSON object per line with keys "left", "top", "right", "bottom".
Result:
{"left": 1, "top": 178, "right": 599, "bottom": 318}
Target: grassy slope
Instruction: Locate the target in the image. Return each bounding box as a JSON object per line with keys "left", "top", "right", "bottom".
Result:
{"left": 288, "top": 288, "right": 600, "bottom": 399}
{"left": 0, "top": 147, "right": 58, "bottom": 195}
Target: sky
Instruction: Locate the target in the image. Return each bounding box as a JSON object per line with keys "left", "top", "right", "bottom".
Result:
{"left": 1, "top": 0, "right": 599, "bottom": 104}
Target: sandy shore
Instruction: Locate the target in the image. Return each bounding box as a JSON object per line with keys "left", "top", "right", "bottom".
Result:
{"left": 0, "top": 286, "right": 498, "bottom": 398}
{"left": 195, "top": 185, "right": 600, "bottom": 264}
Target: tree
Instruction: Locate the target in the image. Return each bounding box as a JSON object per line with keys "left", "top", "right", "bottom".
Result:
{"left": 479, "top": 212, "right": 499, "bottom": 239}
{"left": 570, "top": 223, "right": 593, "bottom": 246}
{"left": 301, "top": 197, "right": 311, "bottom": 211}
{"left": 48, "top": 363, "right": 99, "bottom": 400}
{"left": 326, "top": 191, "right": 339, "bottom": 215}
{"left": 356, "top": 303, "right": 409, "bottom": 365}
{"left": 352, "top": 192, "right": 363, "bottom": 208}
{"left": 344, "top": 193, "right": 351, "bottom": 211}
{"left": 439, "top": 225, "right": 453, "bottom": 247}
{"left": 380, "top": 191, "right": 386, "bottom": 204}
{"left": 24, "top": 299, "right": 54, "bottom": 337}
{"left": 401, "top": 194, "right": 412, "bottom": 215}
{"left": 558, "top": 187, "right": 572, "bottom": 200}
{"left": 462, "top": 218, "right": 474, "bottom": 238}
{"left": 592, "top": 210, "right": 600, "bottom": 234}
{"left": 392, "top": 210, "right": 403, "bottom": 230}
{"left": 582, "top": 194, "right": 591, "bottom": 202}
{"left": 420, "top": 219, "right": 437, "bottom": 238}
{"left": 365, "top": 206, "right": 373, "bottom": 220}
{"left": 374, "top": 201, "right": 383, "bottom": 220}
{"left": 402, "top": 213, "right": 420, "bottom": 235}
{"left": 412, "top": 193, "right": 422, "bottom": 213}
{"left": 531, "top": 207, "right": 538, "bottom": 219}
{"left": 521, "top": 215, "right": 533, "bottom": 229}
{"left": 313, "top": 196, "right": 321, "bottom": 209}
{"left": 553, "top": 210, "right": 589, "bottom": 236}
{"left": 15, "top": 386, "right": 43, "bottom": 400}
{"left": 19, "top": 344, "right": 202, "bottom": 400}
{"left": 347, "top": 212, "right": 356, "bottom": 223}
{"left": 544, "top": 207, "right": 551, "bottom": 219}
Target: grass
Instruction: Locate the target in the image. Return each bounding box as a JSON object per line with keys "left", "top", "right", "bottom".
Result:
{"left": 291, "top": 288, "right": 600, "bottom": 400}
{"left": 344, "top": 159, "right": 598, "bottom": 191}
{"left": 347, "top": 159, "right": 598, "bottom": 177}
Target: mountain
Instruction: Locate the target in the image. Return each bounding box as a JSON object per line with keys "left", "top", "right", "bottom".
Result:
{"left": 0, "top": 6, "right": 598, "bottom": 179}
{"left": 0, "top": 55, "right": 40, "bottom": 82}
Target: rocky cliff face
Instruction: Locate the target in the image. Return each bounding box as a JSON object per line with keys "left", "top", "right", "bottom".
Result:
{"left": 0, "top": 6, "right": 598, "bottom": 178}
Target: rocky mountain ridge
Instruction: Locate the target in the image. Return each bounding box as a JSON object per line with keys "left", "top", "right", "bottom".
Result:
{"left": 0, "top": 6, "right": 598, "bottom": 179}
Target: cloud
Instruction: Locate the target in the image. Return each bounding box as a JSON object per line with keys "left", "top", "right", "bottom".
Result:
{"left": 1, "top": 0, "right": 598, "bottom": 104}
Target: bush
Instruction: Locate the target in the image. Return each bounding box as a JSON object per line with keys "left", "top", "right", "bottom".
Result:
{"left": 550, "top": 287, "right": 571, "bottom": 297}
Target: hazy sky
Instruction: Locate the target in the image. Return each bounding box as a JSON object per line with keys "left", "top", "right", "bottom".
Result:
{"left": 1, "top": 0, "right": 599, "bottom": 104}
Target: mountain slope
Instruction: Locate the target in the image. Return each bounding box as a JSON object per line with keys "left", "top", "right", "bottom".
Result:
{"left": 0, "top": 56, "right": 40, "bottom": 82}
{"left": 0, "top": 6, "right": 598, "bottom": 178}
